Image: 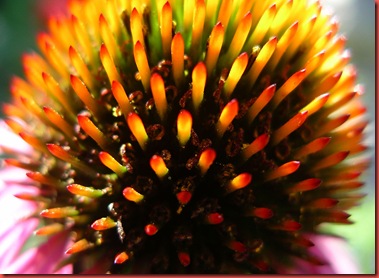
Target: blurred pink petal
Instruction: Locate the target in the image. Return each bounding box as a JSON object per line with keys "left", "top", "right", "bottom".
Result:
{"left": 3, "top": 230, "right": 72, "bottom": 274}
{"left": 0, "top": 122, "right": 73, "bottom": 274}
{"left": 277, "top": 234, "right": 361, "bottom": 274}
{"left": 0, "top": 164, "right": 39, "bottom": 235}
{"left": 0, "top": 121, "right": 31, "bottom": 155}
{"left": 0, "top": 218, "right": 38, "bottom": 270}
{"left": 35, "top": 0, "right": 69, "bottom": 23}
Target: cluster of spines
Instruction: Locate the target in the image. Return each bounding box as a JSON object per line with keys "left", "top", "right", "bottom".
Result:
{"left": 2, "top": 0, "right": 369, "bottom": 274}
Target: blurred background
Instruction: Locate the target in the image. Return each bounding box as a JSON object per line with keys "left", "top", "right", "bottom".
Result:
{"left": 320, "top": 0, "right": 376, "bottom": 274}
{"left": 0, "top": 0, "right": 375, "bottom": 274}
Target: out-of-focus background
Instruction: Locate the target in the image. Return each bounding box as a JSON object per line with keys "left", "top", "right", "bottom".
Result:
{"left": 0, "top": 0, "right": 375, "bottom": 274}
{"left": 320, "top": 0, "right": 376, "bottom": 274}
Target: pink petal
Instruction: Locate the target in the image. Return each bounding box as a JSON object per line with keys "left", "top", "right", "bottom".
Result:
{"left": 0, "top": 218, "right": 39, "bottom": 271}
{"left": 277, "top": 234, "right": 361, "bottom": 274}
{"left": 0, "top": 166, "right": 30, "bottom": 184}
{"left": 3, "top": 230, "right": 73, "bottom": 274}
{"left": 307, "top": 234, "right": 360, "bottom": 274}
{"left": 0, "top": 121, "right": 31, "bottom": 155}
{"left": 0, "top": 172, "right": 38, "bottom": 236}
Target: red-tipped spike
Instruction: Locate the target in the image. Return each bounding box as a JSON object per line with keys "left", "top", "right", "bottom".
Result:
{"left": 14, "top": 192, "right": 49, "bottom": 203}
{"left": 269, "top": 20, "right": 298, "bottom": 70}
{"left": 70, "top": 75, "right": 102, "bottom": 118}
{"left": 270, "top": 0, "right": 294, "bottom": 33}
{"left": 46, "top": 144, "right": 97, "bottom": 176}
{"left": 100, "top": 43, "right": 121, "bottom": 83}
{"left": 302, "top": 50, "right": 325, "bottom": 77}
{"left": 281, "top": 220, "right": 302, "bottom": 231}
{"left": 217, "top": 0, "right": 233, "bottom": 31}
{"left": 127, "top": 112, "right": 149, "bottom": 150}
{"left": 66, "top": 239, "right": 93, "bottom": 254}
{"left": 293, "top": 236, "right": 315, "bottom": 247}
{"left": 67, "top": 184, "right": 104, "bottom": 198}
{"left": 77, "top": 114, "right": 109, "bottom": 150}
{"left": 176, "top": 191, "right": 192, "bottom": 205}
{"left": 4, "top": 118, "right": 23, "bottom": 134}
{"left": 312, "top": 151, "right": 350, "bottom": 171}
{"left": 71, "top": 15, "right": 93, "bottom": 62}
{"left": 192, "top": 62, "right": 207, "bottom": 111}
{"left": 44, "top": 42, "right": 67, "bottom": 78}
{"left": 206, "top": 212, "right": 224, "bottom": 224}
{"left": 144, "top": 224, "right": 159, "bottom": 236}
{"left": 249, "top": 4, "right": 277, "bottom": 45}
{"left": 26, "top": 171, "right": 62, "bottom": 187}
{"left": 265, "top": 161, "right": 300, "bottom": 181}
{"left": 205, "top": 22, "right": 224, "bottom": 74}
{"left": 91, "top": 217, "right": 117, "bottom": 231}
{"left": 252, "top": 208, "right": 273, "bottom": 219}
{"left": 271, "top": 69, "right": 307, "bottom": 108}
{"left": 318, "top": 210, "right": 352, "bottom": 224}
{"left": 161, "top": 1, "right": 172, "bottom": 58}
{"left": 314, "top": 114, "right": 350, "bottom": 137}
{"left": 134, "top": 41, "right": 151, "bottom": 91}
{"left": 271, "top": 111, "right": 308, "bottom": 145}
{"left": 34, "top": 223, "right": 64, "bottom": 236}
{"left": 241, "top": 134, "right": 270, "bottom": 161}
{"left": 150, "top": 154, "right": 169, "bottom": 178}
{"left": 99, "top": 151, "right": 127, "bottom": 177}
{"left": 322, "top": 91, "right": 356, "bottom": 116}
{"left": 313, "top": 71, "right": 343, "bottom": 96}
{"left": 329, "top": 181, "right": 364, "bottom": 192}
{"left": 198, "top": 148, "right": 216, "bottom": 175}
{"left": 306, "top": 198, "right": 339, "bottom": 209}
{"left": 19, "top": 97, "right": 47, "bottom": 126}
{"left": 68, "top": 45, "right": 93, "bottom": 89}
{"left": 111, "top": 81, "right": 133, "bottom": 119}
{"left": 225, "top": 12, "right": 252, "bottom": 60}
{"left": 247, "top": 84, "right": 276, "bottom": 123}
{"left": 43, "top": 106, "right": 75, "bottom": 139}
{"left": 130, "top": 8, "right": 144, "bottom": 47}
{"left": 42, "top": 72, "right": 75, "bottom": 114}
{"left": 177, "top": 110, "right": 192, "bottom": 146}
{"left": 287, "top": 178, "right": 322, "bottom": 193}
{"left": 171, "top": 33, "right": 185, "bottom": 86}
{"left": 327, "top": 171, "right": 361, "bottom": 183}
{"left": 123, "top": 187, "right": 144, "bottom": 203}
{"left": 217, "top": 98, "right": 239, "bottom": 137}
{"left": 4, "top": 158, "right": 39, "bottom": 172}
{"left": 189, "top": 0, "right": 206, "bottom": 59}
{"left": 223, "top": 52, "right": 249, "bottom": 98}
{"left": 247, "top": 37, "right": 278, "bottom": 88}
{"left": 294, "top": 137, "right": 331, "bottom": 159}
{"left": 227, "top": 241, "right": 247, "bottom": 253}
{"left": 251, "top": 259, "right": 269, "bottom": 272}
{"left": 114, "top": 252, "right": 129, "bottom": 264}
{"left": 40, "top": 207, "right": 79, "bottom": 218}
{"left": 99, "top": 14, "right": 118, "bottom": 60}
{"left": 19, "top": 132, "right": 47, "bottom": 154}
{"left": 150, "top": 73, "right": 168, "bottom": 120}
{"left": 300, "top": 93, "right": 329, "bottom": 116}
{"left": 228, "top": 173, "right": 252, "bottom": 193}
{"left": 178, "top": 252, "right": 191, "bottom": 267}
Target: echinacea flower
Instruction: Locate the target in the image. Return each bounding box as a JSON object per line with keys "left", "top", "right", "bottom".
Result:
{"left": 0, "top": 0, "right": 369, "bottom": 274}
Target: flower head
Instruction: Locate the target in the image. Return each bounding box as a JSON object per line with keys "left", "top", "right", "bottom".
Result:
{"left": 0, "top": 0, "right": 369, "bottom": 274}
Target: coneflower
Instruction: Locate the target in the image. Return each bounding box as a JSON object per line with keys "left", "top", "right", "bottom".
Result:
{"left": 0, "top": 0, "right": 369, "bottom": 274}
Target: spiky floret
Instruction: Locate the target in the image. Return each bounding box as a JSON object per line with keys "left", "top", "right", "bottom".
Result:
{"left": 2, "top": 0, "right": 369, "bottom": 274}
